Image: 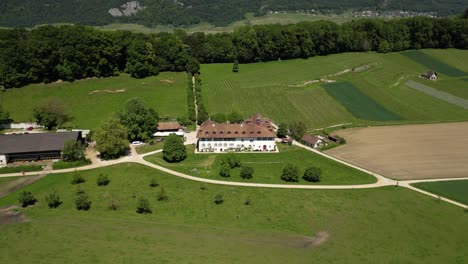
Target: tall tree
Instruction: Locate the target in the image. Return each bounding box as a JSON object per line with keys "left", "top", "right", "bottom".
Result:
{"left": 33, "top": 98, "right": 71, "bottom": 130}
{"left": 94, "top": 116, "right": 128, "bottom": 159}
{"left": 62, "top": 140, "right": 86, "bottom": 161}
{"left": 119, "top": 97, "right": 159, "bottom": 141}
{"left": 162, "top": 133, "right": 187, "bottom": 162}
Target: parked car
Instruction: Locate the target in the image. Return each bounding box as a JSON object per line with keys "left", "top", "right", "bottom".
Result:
{"left": 26, "top": 127, "right": 34, "bottom": 131}
{"left": 132, "top": 141, "right": 143, "bottom": 146}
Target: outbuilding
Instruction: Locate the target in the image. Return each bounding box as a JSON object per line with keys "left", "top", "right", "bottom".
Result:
{"left": 301, "top": 134, "right": 326, "bottom": 149}
{"left": 154, "top": 121, "right": 184, "bottom": 137}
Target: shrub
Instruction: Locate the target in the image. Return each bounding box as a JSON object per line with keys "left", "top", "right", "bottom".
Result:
{"left": 107, "top": 194, "right": 119, "bottom": 211}
{"left": 281, "top": 163, "right": 299, "bottom": 182}
{"left": 136, "top": 197, "right": 152, "bottom": 214}
{"left": 221, "top": 154, "right": 241, "bottom": 169}
{"left": 0, "top": 165, "right": 43, "bottom": 174}
{"left": 75, "top": 193, "right": 91, "bottom": 210}
{"left": 18, "top": 191, "right": 37, "bottom": 207}
{"left": 240, "top": 166, "right": 254, "bottom": 179}
{"left": 149, "top": 178, "right": 159, "bottom": 187}
{"left": 244, "top": 197, "right": 252, "bottom": 206}
{"left": 96, "top": 173, "right": 110, "bottom": 186}
{"left": 157, "top": 187, "right": 168, "bottom": 201}
{"left": 162, "top": 134, "right": 187, "bottom": 162}
{"left": 200, "top": 184, "right": 208, "bottom": 191}
{"left": 44, "top": 190, "right": 62, "bottom": 208}
{"left": 219, "top": 163, "right": 231, "bottom": 177}
{"left": 214, "top": 194, "right": 224, "bottom": 205}
{"left": 71, "top": 173, "right": 85, "bottom": 184}
{"left": 75, "top": 186, "right": 85, "bottom": 195}
{"left": 52, "top": 159, "right": 91, "bottom": 170}
{"left": 303, "top": 167, "right": 322, "bottom": 182}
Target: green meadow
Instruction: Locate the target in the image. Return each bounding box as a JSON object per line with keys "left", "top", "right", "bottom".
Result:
{"left": 401, "top": 50, "right": 467, "bottom": 77}
{"left": 0, "top": 164, "right": 466, "bottom": 263}
{"left": 413, "top": 180, "right": 468, "bottom": 205}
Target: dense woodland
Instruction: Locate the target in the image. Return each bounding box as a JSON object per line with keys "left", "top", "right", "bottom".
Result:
{"left": 0, "top": 0, "right": 467, "bottom": 28}
{"left": 0, "top": 16, "right": 467, "bottom": 89}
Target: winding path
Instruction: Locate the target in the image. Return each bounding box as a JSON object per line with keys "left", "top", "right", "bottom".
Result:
{"left": 1, "top": 141, "right": 467, "bottom": 208}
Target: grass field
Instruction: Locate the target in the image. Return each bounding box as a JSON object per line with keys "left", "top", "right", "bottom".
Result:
{"left": 401, "top": 50, "right": 467, "bottom": 77}
{"left": 0, "top": 164, "right": 467, "bottom": 263}
{"left": 144, "top": 144, "right": 376, "bottom": 185}
{"left": 0, "top": 73, "right": 187, "bottom": 130}
{"left": 201, "top": 49, "right": 468, "bottom": 131}
{"left": 135, "top": 142, "right": 164, "bottom": 154}
{"left": 412, "top": 180, "right": 468, "bottom": 205}
{"left": 324, "top": 82, "right": 401, "bottom": 120}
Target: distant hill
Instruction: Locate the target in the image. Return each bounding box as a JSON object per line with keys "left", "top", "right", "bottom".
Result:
{"left": 0, "top": 0, "right": 467, "bottom": 28}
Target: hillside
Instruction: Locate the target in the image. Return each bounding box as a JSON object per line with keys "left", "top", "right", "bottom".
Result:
{"left": 0, "top": 0, "right": 467, "bottom": 28}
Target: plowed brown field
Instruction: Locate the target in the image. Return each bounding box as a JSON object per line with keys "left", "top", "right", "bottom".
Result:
{"left": 326, "top": 122, "right": 468, "bottom": 180}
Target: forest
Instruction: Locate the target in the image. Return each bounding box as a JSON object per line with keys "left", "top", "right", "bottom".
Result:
{"left": 0, "top": 16, "right": 467, "bottom": 89}
{"left": 0, "top": 0, "right": 467, "bottom": 28}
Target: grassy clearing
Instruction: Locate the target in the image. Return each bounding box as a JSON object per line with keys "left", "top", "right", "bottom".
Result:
{"left": 52, "top": 160, "right": 91, "bottom": 170}
{"left": 144, "top": 144, "right": 376, "bottom": 185}
{"left": 0, "top": 163, "right": 466, "bottom": 263}
{"left": 0, "top": 165, "right": 43, "bottom": 174}
{"left": 412, "top": 180, "right": 468, "bottom": 205}
{"left": 0, "top": 73, "right": 187, "bottom": 130}
{"left": 324, "top": 82, "right": 402, "bottom": 120}
{"left": 401, "top": 50, "right": 467, "bottom": 77}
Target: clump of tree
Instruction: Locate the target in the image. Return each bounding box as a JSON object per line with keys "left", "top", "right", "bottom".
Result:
{"left": 94, "top": 116, "right": 129, "bottom": 159}
{"left": 276, "top": 123, "right": 288, "bottom": 138}
{"left": 71, "top": 172, "right": 85, "bottom": 184}
{"left": 62, "top": 140, "right": 86, "bottom": 162}
{"left": 75, "top": 193, "right": 91, "bottom": 210}
{"left": 33, "top": 98, "right": 71, "bottom": 130}
{"left": 303, "top": 167, "right": 322, "bottom": 182}
{"left": 44, "top": 190, "right": 62, "bottom": 208}
{"left": 96, "top": 173, "right": 110, "bottom": 186}
{"left": 162, "top": 133, "right": 187, "bottom": 162}
{"left": 219, "top": 163, "right": 231, "bottom": 177}
{"left": 157, "top": 187, "right": 168, "bottom": 201}
{"left": 118, "top": 97, "right": 159, "bottom": 142}
{"left": 289, "top": 121, "right": 306, "bottom": 141}
{"left": 240, "top": 166, "right": 254, "bottom": 179}
{"left": 227, "top": 111, "right": 243, "bottom": 123}
{"left": 281, "top": 163, "right": 300, "bottom": 182}
{"left": 214, "top": 194, "right": 224, "bottom": 205}
{"left": 18, "top": 191, "right": 37, "bottom": 207}
{"left": 136, "top": 197, "right": 152, "bottom": 214}
{"left": 221, "top": 154, "right": 241, "bottom": 169}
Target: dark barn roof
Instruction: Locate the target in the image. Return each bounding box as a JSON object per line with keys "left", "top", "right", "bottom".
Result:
{"left": 0, "top": 132, "right": 81, "bottom": 154}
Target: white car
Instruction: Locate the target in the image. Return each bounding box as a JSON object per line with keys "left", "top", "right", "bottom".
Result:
{"left": 131, "top": 141, "right": 143, "bottom": 146}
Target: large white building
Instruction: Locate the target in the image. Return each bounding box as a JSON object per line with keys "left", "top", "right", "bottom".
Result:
{"left": 196, "top": 115, "right": 277, "bottom": 152}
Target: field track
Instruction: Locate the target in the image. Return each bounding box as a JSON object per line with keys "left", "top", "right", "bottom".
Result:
{"left": 326, "top": 122, "right": 468, "bottom": 180}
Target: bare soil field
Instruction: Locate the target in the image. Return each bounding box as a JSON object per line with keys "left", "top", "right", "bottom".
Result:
{"left": 326, "top": 122, "right": 468, "bottom": 180}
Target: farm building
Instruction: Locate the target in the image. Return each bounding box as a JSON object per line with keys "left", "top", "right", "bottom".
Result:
{"left": 420, "top": 71, "right": 438, "bottom": 80}
{"left": 301, "top": 134, "right": 326, "bottom": 149}
{"left": 153, "top": 121, "right": 184, "bottom": 137}
{"left": 197, "top": 114, "right": 276, "bottom": 152}
{"left": 0, "top": 132, "right": 83, "bottom": 165}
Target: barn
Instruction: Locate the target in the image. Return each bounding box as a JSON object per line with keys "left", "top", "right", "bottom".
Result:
{"left": 0, "top": 132, "right": 83, "bottom": 165}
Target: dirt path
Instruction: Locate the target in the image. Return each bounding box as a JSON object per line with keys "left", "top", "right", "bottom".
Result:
{"left": 0, "top": 174, "right": 47, "bottom": 198}
{"left": 192, "top": 76, "right": 199, "bottom": 124}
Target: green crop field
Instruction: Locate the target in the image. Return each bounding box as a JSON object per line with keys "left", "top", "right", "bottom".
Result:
{"left": 0, "top": 73, "right": 187, "bottom": 130}
{"left": 0, "top": 164, "right": 467, "bottom": 263}
{"left": 144, "top": 144, "right": 376, "bottom": 185}
{"left": 202, "top": 49, "right": 468, "bottom": 131}
{"left": 412, "top": 180, "right": 468, "bottom": 205}
{"left": 401, "top": 50, "right": 467, "bottom": 77}
{"left": 323, "top": 82, "right": 401, "bottom": 120}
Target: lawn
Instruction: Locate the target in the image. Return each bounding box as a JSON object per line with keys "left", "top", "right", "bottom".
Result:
{"left": 412, "top": 180, "right": 468, "bottom": 205}
{"left": 323, "top": 82, "right": 401, "bottom": 120}
{"left": 135, "top": 142, "right": 164, "bottom": 154}
{"left": 144, "top": 144, "right": 376, "bottom": 185}
{"left": 0, "top": 73, "right": 187, "bottom": 130}
{"left": 0, "top": 164, "right": 466, "bottom": 263}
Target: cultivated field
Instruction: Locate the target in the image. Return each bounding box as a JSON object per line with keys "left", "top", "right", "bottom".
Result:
{"left": 326, "top": 122, "right": 468, "bottom": 180}
{"left": 0, "top": 164, "right": 467, "bottom": 263}
{"left": 412, "top": 180, "right": 468, "bottom": 205}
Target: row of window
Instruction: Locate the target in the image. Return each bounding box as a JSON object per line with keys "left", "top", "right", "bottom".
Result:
{"left": 199, "top": 137, "right": 274, "bottom": 141}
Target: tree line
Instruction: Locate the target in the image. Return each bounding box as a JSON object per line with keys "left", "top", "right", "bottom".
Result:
{"left": 0, "top": 16, "right": 467, "bottom": 89}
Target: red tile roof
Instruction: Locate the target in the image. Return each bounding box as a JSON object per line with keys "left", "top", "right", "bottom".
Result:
{"left": 197, "top": 119, "right": 276, "bottom": 139}
{"left": 157, "top": 122, "right": 182, "bottom": 131}
{"left": 301, "top": 134, "right": 321, "bottom": 146}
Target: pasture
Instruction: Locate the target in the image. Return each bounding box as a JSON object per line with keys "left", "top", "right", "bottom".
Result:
{"left": 401, "top": 50, "right": 467, "bottom": 77}
{"left": 144, "top": 144, "right": 376, "bottom": 185}
{"left": 412, "top": 180, "right": 468, "bottom": 205}
{"left": 0, "top": 73, "right": 187, "bottom": 130}
{"left": 0, "top": 163, "right": 467, "bottom": 263}
{"left": 326, "top": 122, "right": 468, "bottom": 180}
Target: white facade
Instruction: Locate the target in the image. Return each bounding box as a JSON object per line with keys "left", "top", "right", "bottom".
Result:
{"left": 153, "top": 131, "right": 184, "bottom": 137}
{"left": 0, "top": 154, "right": 7, "bottom": 165}
{"left": 430, "top": 74, "right": 437, "bottom": 80}
{"left": 198, "top": 137, "right": 276, "bottom": 152}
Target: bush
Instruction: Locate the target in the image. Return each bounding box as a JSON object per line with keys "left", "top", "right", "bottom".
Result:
{"left": 240, "top": 166, "right": 254, "bottom": 179}
{"left": 244, "top": 197, "right": 252, "bottom": 206}
{"left": 214, "top": 194, "right": 224, "bottom": 205}
{"left": 162, "top": 134, "right": 187, "bottom": 162}
{"left": 44, "top": 190, "right": 62, "bottom": 208}
{"left": 0, "top": 165, "right": 43, "bottom": 174}
{"left": 281, "top": 163, "right": 299, "bottom": 182}
{"left": 75, "top": 193, "right": 91, "bottom": 210}
{"left": 219, "top": 163, "right": 231, "bottom": 177}
{"left": 157, "top": 187, "right": 168, "bottom": 201}
{"left": 96, "top": 173, "right": 110, "bottom": 186}
{"left": 303, "top": 167, "right": 322, "bottom": 182}
{"left": 52, "top": 159, "right": 91, "bottom": 170}
{"left": 221, "top": 154, "right": 241, "bottom": 169}
{"left": 75, "top": 186, "right": 85, "bottom": 195}
{"left": 136, "top": 197, "right": 152, "bottom": 214}
{"left": 71, "top": 173, "right": 85, "bottom": 184}
{"left": 18, "top": 191, "right": 37, "bottom": 207}
{"left": 149, "top": 178, "right": 159, "bottom": 187}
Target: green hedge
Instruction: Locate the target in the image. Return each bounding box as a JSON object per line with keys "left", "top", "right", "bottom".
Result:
{"left": 0, "top": 165, "right": 43, "bottom": 174}
{"left": 52, "top": 159, "right": 91, "bottom": 170}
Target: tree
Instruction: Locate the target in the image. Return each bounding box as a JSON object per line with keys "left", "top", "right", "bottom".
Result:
{"left": 18, "top": 191, "right": 36, "bottom": 207}
{"left": 221, "top": 154, "right": 241, "bottom": 169}
{"left": 276, "top": 123, "right": 288, "bottom": 138}
{"left": 94, "top": 116, "right": 129, "bottom": 159}
{"left": 44, "top": 190, "right": 62, "bottom": 208}
{"left": 186, "top": 57, "right": 200, "bottom": 75}
{"left": 71, "top": 173, "right": 85, "bottom": 184}
{"left": 303, "top": 167, "right": 322, "bottom": 182}
{"left": 62, "top": 140, "right": 86, "bottom": 162}
{"left": 136, "top": 197, "right": 152, "bottom": 214}
{"left": 240, "top": 166, "right": 254, "bottom": 179}
{"left": 157, "top": 187, "right": 168, "bottom": 201}
{"left": 219, "top": 163, "right": 231, "bottom": 177}
{"left": 214, "top": 194, "right": 224, "bottom": 205}
{"left": 97, "top": 173, "right": 110, "bottom": 186}
{"left": 75, "top": 193, "right": 91, "bottom": 210}
{"left": 197, "top": 104, "right": 209, "bottom": 125}
{"left": 378, "top": 40, "right": 391, "bottom": 53}
{"left": 119, "top": 97, "right": 159, "bottom": 142}
{"left": 289, "top": 121, "right": 306, "bottom": 141}
{"left": 281, "top": 163, "right": 299, "bottom": 182}
{"left": 33, "top": 98, "right": 71, "bottom": 130}
{"left": 0, "top": 104, "right": 11, "bottom": 124}
{"left": 227, "top": 111, "right": 243, "bottom": 123}
{"left": 232, "top": 60, "right": 239, "bottom": 72}
{"left": 149, "top": 178, "right": 159, "bottom": 187}
{"left": 211, "top": 113, "right": 227, "bottom": 123}
{"left": 162, "top": 133, "right": 187, "bottom": 162}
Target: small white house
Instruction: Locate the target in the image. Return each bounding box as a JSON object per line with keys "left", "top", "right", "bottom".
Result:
{"left": 301, "top": 134, "right": 326, "bottom": 149}
{"left": 420, "top": 71, "right": 437, "bottom": 81}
